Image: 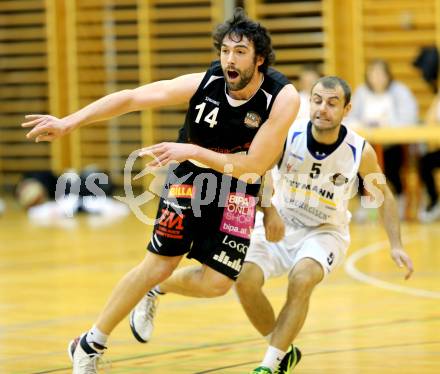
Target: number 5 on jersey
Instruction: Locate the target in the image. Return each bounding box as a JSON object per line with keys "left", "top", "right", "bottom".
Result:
{"left": 195, "top": 102, "right": 219, "bottom": 128}
{"left": 310, "top": 162, "right": 322, "bottom": 179}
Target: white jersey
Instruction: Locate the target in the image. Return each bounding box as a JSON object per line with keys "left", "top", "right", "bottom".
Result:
{"left": 273, "top": 119, "right": 365, "bottom": 228}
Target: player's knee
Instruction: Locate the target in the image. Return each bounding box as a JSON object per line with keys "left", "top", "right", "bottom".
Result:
{"left": 138, "top": 254, "right": 179, "bottom": 284}
{"left": 235, "top": 276, "right": 254, "bottom": 297}
{"left": 197, "top": 266, "right": 234, "bottom": 297}
{"left": 289, "top": 260, "right": 324, "bottom": 293}
{"left": 202, "top": 279, "right": 232, "bottom": 297}
{"left": 291, "top": 272, "right": 319, "bottom": 292}
{"left": 235, "top": 276, "right": 251, "bottom": 295}
{"left": 235, "top": 263, "right": 264, "bottom": 296}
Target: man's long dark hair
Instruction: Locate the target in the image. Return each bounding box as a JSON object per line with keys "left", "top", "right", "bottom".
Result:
{"left": 212, "top": 8, "right": 275, "bottom": 73}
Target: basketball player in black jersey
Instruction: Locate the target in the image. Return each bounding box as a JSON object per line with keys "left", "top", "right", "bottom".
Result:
{"left": 23, "top": 8, "right": 299, "bottom": 373}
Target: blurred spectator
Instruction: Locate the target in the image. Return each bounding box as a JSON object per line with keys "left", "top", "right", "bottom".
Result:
{"left": 296, "top": 64, "right": 320, "bottom": 121}
{"left": 413, "top": 46, "right": 439, "bottom": 94}
{"left": 15, "top": 166, "right": 129, "bottom": 226}
{"left": 419, "top": 95, "right": 440, "bottom": 222}
{"left": 347, "top": 59, "right": 418, "bottom": 215}
{"left": 16, "top": 170, "right": 58, "bottom": 209}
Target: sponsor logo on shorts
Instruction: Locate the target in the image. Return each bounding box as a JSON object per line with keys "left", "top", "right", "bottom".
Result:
{"left": 222, "top": 235, "right": 248, "bottom": 254}
{"left": 244, "top": 111, "right": 262, "bottom": 129}
{"left": 168, "top": 184, "right": 194, "bottom": 198}
{"left": 213, "top": 250, "right": 242, "bottom": 272}
{"left": 220, "top": 193, "right": 256, "bottom": 239}
{"left": 156, "top": 209, "right": 185, "bottom": 239}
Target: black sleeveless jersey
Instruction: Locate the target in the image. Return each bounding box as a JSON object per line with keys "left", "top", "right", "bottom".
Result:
{"left": 177, "top": 61, "right": 291, "bottom": 154}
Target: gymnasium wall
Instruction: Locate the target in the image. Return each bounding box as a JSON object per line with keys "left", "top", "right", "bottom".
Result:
{"left": 1, "top": 0, "right": 439, "bottom": 191}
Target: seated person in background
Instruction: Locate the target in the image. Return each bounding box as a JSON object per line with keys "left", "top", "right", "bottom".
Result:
{"left": 15, "top": 166, "right": 128, "bottom": 222}
{"left": 346, "top": 59, "right": 418, "bottom": 214}
{"left": 295, "top": 64, "right": 320, "bottom": 121}
{"left": 16, "top": 170, "right": 58, "bottom": 209}
{"left": 419, "top": 94, "right": 440, "bottom": 222}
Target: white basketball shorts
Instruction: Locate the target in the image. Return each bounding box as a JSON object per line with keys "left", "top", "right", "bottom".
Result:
{"left": 245, "top": 211, "right": 350, "bottom": 281}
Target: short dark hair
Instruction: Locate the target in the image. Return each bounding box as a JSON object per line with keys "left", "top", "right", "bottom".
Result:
{"left": 311, "top": 76, "right": 352, "bottom": 106}
{"left": 212, "top": 7, "right": 275, "bottom": 73}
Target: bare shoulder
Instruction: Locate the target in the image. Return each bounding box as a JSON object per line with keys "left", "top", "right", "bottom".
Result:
{"left": 361, "top": 142, "right": 377, "bottom": 161}
{"left": 278, "top": 83, "right": 298, "bottom": 99}
{"left": 359, "top": 142, "right": 381, "bottom": 176}
{"left": 270, "top": 84, "right": 300, "bottom": 117}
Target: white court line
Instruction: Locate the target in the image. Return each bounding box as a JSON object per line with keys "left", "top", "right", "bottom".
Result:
{"left": 344, "top": 239, "right": 440, "bottom": 299}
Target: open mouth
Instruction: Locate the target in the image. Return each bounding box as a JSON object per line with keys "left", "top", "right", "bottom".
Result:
{"left": 227, "top": 70, "right": 239, "bottom": 79}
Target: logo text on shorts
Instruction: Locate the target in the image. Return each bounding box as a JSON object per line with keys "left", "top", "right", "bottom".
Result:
{"left": 156, "top": 209, "right": 185, "bottom": 239}
{"left": 220, "top": 193, "right": 256, "bottom": 239}
{"left": 222, "top": 235, "right": 248, "bottom": 254}
{"left": 168, "top": 184, "right": 194, "bottom": 198}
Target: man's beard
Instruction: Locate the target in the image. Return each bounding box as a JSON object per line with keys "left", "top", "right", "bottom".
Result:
{"left": 224, "top": 64, "right": 256, "bottom": 91}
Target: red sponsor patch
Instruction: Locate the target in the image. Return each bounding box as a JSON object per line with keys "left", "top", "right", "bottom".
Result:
{"left": 156, "top": 209, "right": 185, "bottom": 239}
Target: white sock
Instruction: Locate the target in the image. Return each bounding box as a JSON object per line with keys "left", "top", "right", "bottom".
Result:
{"left": 261, "top": 345, "right": 286, "bottom": 371}
{"left": 263, "top": 333, "right": 272, "bottom": 343}
{"left": 86, "top": 325, "right": 108, "bottom": 347}
{"left": 148, "top": 285, "right": 165, "bottom": 296}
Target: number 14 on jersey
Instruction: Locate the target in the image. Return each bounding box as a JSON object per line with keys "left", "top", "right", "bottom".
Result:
{"left": 195, "top": 102, "right": 219, "bottom": 128}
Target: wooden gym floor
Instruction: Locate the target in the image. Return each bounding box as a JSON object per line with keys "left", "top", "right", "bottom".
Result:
{"left": 0, "top": 200, "right": 439, "bottom": 373}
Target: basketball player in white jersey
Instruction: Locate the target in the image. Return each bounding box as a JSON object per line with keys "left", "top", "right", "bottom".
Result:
{"left": 241, "top": 76, "right": 414, "bottom": 374}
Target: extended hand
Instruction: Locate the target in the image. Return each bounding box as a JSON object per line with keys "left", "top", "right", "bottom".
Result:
{"left": 140, "top": 142, "right": 198, "bottom": 167}
{"left": 22, "top": 114, "right": 71, "bottom": 142}
{"left": 390, "top": 248, "right": 414, "bottom": 280}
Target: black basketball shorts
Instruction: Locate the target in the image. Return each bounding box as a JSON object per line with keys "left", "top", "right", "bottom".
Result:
{"left": 147, "top": 161, "right": 259, "bottom": 280}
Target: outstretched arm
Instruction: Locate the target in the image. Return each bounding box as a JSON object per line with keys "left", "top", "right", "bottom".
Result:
{"left": 142, "top": 84, "right": 300, "bottom": 181}
{"left": 358, "top": 142, "right": 414, "bottom": 279}
{"left": 22, "top": 73, "right": 205, "bottom": 142}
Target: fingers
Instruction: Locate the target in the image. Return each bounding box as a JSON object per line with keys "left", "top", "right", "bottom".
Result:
{"left": 22, "top": 115, "right": 63, "bottom": 142}
{"left": 266, "top": 230, "right": 275, "bottom": 242}
{"left": 267, "top": 233, "right": 282, "bottom": 242}
{"left": 21, "top": 115, "right": 47, "bottom": 128}
{"left": 394, "top": 253, "right": 414, "bottom": 280}
{"left": 395, "top": 257, "right": 403, "bottom": 268}
{"left": 140, "top": 143, "right": 174, "bottom": 167}
{"left": 26, "top": 122, "right": 51, "bottom": 140}
{"left": 146, "top": 151, "right": 170, "bottom": 168}
{"left": 391, "top": 249, "right": 414, "bottom": 280}
{"left": 25, "top": 114, "right": 46, "bottom": 120}
{"left": 35, "top": 134, "right": 55, "bottom": 143}
{"left": 266, "top": 226, "right": 284, "bottom": 242}
{"left": 139, "top": 143, "right": 166, "bottom": 157}
{"left": 403, "top": 257, "right": 414, "bottom": 280}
